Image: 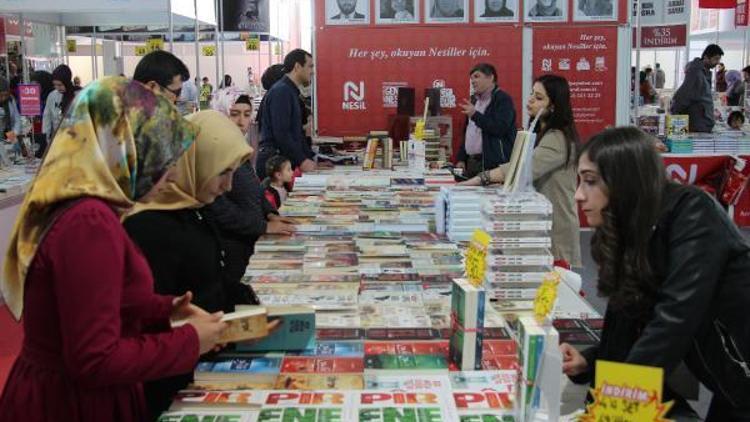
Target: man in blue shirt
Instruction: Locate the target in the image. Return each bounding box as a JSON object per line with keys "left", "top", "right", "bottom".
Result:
{"left": 256, "top": 49, "right": 317, "bottom": 179}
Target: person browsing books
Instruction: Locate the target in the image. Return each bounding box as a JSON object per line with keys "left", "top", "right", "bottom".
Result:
{"left": 256, "top": 49, "right": 317, "bottom": 179}
{"left": 123, "top": 110, "right": 274, "bottom": 419}
{"left": 562, "top": 127, "right": 750, "bottom": 420}
{"left": 671, "top": 44, "right": 724, "bottom": 133}
{"left": 460, "top": 74, "right": 581, "bottom": 267}
{"left": 0, "top": 77, "right": 227, "bottom": 421}
{"left": 261, "top": 155, "right": 294, "bottom": 209}
{"left": 207, "top": 87, "right": 295, "bottom": 294}
{"left": 456, "top": 63, "right": 517, "bottom": 179}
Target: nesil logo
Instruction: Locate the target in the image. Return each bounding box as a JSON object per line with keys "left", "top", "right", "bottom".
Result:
{"left": 342, "top": 81, "right": 366, "bottom": 110}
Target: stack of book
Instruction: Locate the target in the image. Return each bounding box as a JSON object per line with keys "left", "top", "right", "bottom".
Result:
{"left": 423, "top": 130, "right": 443, "bottom": 163}
{"left": 480, "top": 192, "right": 554, "bottom": 300}
{"left": 441, "top": 186, "right": 490, "bottom": 242}
{"left": 449, "top": 279, "right": 485, "bottom": 371}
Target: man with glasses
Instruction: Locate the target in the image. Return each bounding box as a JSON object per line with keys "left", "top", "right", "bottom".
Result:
{"left": 133, "top": 50, "right": 189, "bottom": 105}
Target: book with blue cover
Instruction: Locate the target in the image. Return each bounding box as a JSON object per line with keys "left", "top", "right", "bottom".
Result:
{"left": 235, "top": 305, "right": 316, "bottom": 352}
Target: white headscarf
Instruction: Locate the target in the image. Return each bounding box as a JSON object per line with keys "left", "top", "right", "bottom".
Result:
{"left": 210, "top": 86, "right": 253, "bottom": 116}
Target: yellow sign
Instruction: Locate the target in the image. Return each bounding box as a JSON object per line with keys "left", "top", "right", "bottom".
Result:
{"left": 202, "top": 46, "right": 215, "bottom": 57}
{"left": 273, "top": 43, "right": 282, "bottom": 55}
{"left": 246, "top": 37, "right": 260, "bottom": 51}
{"left": 66, "top": 39, "right": 77, "bottom": 53}
{"left": 582, "top": 361, "right": 674, "bottom": 422}
{"left": 413, "top": 120, "right": 426, "bottom": 140}
{"left": 134, "top": 45, "right": 148, "bottom": 56}
{"left": 146, "top": 38, "right": 164, "bottom": 52}
{"left": 533, "top": 271, "right": 560, "bottom": 320}
{"left": 465, "top": 229, "right": 491, "bottom": 286}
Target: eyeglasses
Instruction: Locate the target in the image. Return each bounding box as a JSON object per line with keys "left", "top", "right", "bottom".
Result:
{"left": 161, "top": 85, "right": 182, "bottom": 99}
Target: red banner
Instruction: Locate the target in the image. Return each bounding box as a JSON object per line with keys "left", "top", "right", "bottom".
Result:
{"left": 737, "top": 0, "right": 749, "bottom": 26}
{"left": 633, "top": 24, "right": 688, "bottom": 48}
{"left": 18, "top": 84, "right": 41, "bottom": 117}
{"left": 532, "top": 26, "right": 618, "bottom": 143}
{"left": 315, "top": 26, "right": 523, "bottom": 158}
{"left": 699, "top": 0, "right": 736, "bottom": 8}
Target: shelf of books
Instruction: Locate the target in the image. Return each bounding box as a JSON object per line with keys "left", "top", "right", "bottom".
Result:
{"left": 160, "top": 167, "right": 601, "bottom": 422}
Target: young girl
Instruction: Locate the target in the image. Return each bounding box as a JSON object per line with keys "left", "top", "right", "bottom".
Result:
{"left": 262, "top": 155, "right": 294, "bottom": 209}
{"left": 564, "top": 126, "right": 750, "bottom": 420}
{"left": 460, "top": 74, "right": 581, "bottom": 267}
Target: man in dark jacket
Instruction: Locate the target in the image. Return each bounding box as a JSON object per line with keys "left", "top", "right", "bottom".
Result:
{"left": 671, "top": 44, "right": 723, "bottom": 133}
{"left": 257, "top": 49, "right": 316, "bottom": 179}
{"left": 456, "top": 63, "right": 517, "bottom": 179}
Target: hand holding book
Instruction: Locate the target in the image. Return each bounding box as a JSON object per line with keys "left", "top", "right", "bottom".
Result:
{"left": 188, "top": 311, "right": 228, "bottom": 355}
{"left": 171, "top": 291, "right": 211, "bottom": 322}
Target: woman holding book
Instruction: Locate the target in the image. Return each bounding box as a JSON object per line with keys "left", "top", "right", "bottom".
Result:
{"left": 123, "top": 110, "right": 270, "bottom": 419}
{"left": 208, "top": 87, "right": 295, "bottom": 289}
{"left": 460, "top": 74, "right": 581, "bottom": 267}
{"left": 0, "top": 77, "right": 227, "bottom": 421}
{"left": 562, "top": 127, "right": 750, "bottom": 420}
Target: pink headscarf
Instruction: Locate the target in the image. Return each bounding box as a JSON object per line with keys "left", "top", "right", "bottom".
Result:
{"left": 210, "top": 86, "right": 253, "bottom": 116}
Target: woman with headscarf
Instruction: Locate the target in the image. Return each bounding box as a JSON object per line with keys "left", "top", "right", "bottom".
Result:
{"left": 123, "top": 110, "right": 267, "bottom": 419}
{"left": 30, "top": 71, "right": 54, "bottom": 156}
{"left": 42, "top": 64, "right": 76, "bottom": 144}
{"left": 0, "top": 77, "right": 226, "bottom": 420}
{"left": 0, "top": 79, "right": 22, "bottom": 145}
{"left": 725, "top": 70, "right": 744, "bottom": 107}
{"left": 208, "top": 87, "right": 295, "bottom": 291}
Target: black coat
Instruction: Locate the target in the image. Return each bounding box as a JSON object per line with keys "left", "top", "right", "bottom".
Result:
{"left": 457, "top": 86, "right": 517, "bottom": 171}
{"left": 573, "top": 184, "right": 750, "bottom": 412}
{"left": 124, "top": 207, "right": 258, "bottom": 420}
{"left": 206, "top": 161, "right": 277, "bottom": 286}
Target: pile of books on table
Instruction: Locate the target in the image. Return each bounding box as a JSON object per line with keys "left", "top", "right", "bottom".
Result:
{"left": 439, "top": 186, "right": 492, "bottom": 242}
{"left": 481, "top": 192, "right": 554, "bottom": 301}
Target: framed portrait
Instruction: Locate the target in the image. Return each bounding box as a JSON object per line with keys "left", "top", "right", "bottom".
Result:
{"left": 573, "top": 0, "right": 617, "bottom": 21}
{"left": 475, "top": 0, "right": 519, "bottom": 22}
{"left": 425, "top": 0, "right": 469, "bottom": 23}
{"left": 222, "top": 0, "right": 271, "bottom": 33}
{"left": 524, "top": 0, "right": 568, "bottom": 22}
{"left": 326, "top": 0, "right": 370, "bottom": 25}
{"left": 376, "top": 0, "right": 419, "bottom": 24}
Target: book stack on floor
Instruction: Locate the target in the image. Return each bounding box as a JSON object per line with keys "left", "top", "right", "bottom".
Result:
{"left": 481, "top": 192, "right": 554, "bottom": 301}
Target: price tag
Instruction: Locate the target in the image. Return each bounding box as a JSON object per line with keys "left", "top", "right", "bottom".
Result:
{"left": 146, "top": 38, "right": 164, "bottom": 52}
{"left": 464, "top": 229, "right": 491, "bottom": 286}
{"left": 533, "top": 271, "right": 560, "bottom": 320}
{"left": 246, "top": 37, "right": 260, "bottom": 51}
{"left": 582, "top": 361, "right": 673, "bottom": 421}
{"left": 135, "top": 46, "right": 148, "bottom": 56}
{"left": 202, "top": 46, "right": 215, "bottom": 57}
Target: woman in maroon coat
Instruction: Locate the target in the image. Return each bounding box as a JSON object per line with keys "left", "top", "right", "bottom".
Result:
{"left": 0, "top": 77, "right": 227, "bottom": 421}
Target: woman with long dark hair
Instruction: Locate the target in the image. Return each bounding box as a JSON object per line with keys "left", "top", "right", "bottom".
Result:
{"left": 42, "top": 65, "right": 76, "bottom": 143}
{"left": 461, "top": 74, "right": 581, "bottom": 266}
{"left": 564, "top": 127, "right": 750, "bottom": 420}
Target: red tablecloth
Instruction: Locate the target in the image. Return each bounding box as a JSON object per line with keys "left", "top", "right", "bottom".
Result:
{"left": 663, "top": 154, "right": 750, "bottom": 227}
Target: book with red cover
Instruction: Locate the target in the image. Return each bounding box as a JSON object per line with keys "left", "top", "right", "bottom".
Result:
{"left": 364, "top": 341, "right": 449, "bottom": 357}
{"left": 281, "top": 357, "right": 364, "bottom": 374}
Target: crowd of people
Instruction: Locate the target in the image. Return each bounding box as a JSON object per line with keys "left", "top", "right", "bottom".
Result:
{"left": 0, "top": 46, "right": 747, "bottom": 422}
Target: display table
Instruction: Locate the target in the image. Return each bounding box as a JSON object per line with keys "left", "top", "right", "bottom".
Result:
{"left": 663, "top": 153, "right": 750, "bottom": 227}
{"left": 0, "top": 165, "right": 35, "bottom": 306}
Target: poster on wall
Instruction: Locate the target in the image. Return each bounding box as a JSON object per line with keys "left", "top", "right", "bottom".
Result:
{"left": 475, "top": 0, "right": 519, "bottom": 22}
{"left": 315, "top": 26, "right": 523, "bottom": 156}
{"left": 377, "top": 0, "right": 419, "bottom": 23}
{"left": 533, "top": 26, "right": 618, "bottom": 141}
{"left": 222, "top": 0, "right": 271, "bottom": 32}
{"left": 631, "top": 0, "right": 662, "bottom": 25}
{"left": 664, "top": 0, "right": 690, "bottom": 23}
{"left": 573, "top": 0, "right": 617, "bottom": 21}
{"left": 525, "top": 0, "right": 568, "bottom": 22}
{"left": 327, "top": 0, "right": 371, "bottom": 25}
{"left": 425, "top": 0, "right": 469, "bottom": 23}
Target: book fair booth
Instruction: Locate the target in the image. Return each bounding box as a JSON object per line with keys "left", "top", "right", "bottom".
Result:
{"left": 0, "top": 0, "right": 748, "bottom": 421}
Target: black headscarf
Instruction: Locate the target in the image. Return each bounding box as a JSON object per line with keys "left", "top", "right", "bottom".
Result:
{"left": 31, "top": 70, "right": 54, "bottom": 104}
{"left": 52, "top": 64, "right": 75, "bottom": 116}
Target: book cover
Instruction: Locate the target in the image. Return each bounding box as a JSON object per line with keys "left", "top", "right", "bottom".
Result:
{"left": 453, "top": 390, "right": 515, "bottom": 412}
{"left": 257, "top": 391, "right": 352, "bottom": 422}
{"left": 188, "top": 379, "right": 275, "bottom": 391}
{"left": 364, "top": 341, "right": 449, "bottom": 356}
{"left": 363, "top": 374, "right": 451, "bottom": 393}
{"left": 316, "top": 328, "right": 365, "bottom": 341}
{"left": 234, "top": 305, "right": 316, "bottom": 352}
{"left": 174, "top": 308, "right": 268, "bottom": 344}
{"left": 158, "top": 411, "right": 259, "bottom": 421}
{"left": 353, "top": 390, "right": 460, "bottom": 421}
{"left": 298, "top": 341, "right": 364, "bottom": 357}
{"left": 195, "top": 355, "right": 283, "bottom": 381}
{"left": 274, "top": 373, "right": 365, "bottom": 390}
{"left": 171, "top": 390, "right": 267, "bottom": 409}
{"left": 280, "top": 357, "right": 364, "bottom": 374}
{"left": 449, "top": 370, "right": 517, "bottom": 391}
{"left": 364, "top": 354, "right": 448, "bottom": 371}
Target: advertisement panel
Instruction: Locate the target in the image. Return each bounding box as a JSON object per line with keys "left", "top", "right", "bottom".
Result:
{"left": 316, "top": 26, "right": 523, "bottom": 157}
{"left": 533, "top": 26, "right": 618, "bottom": 142}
